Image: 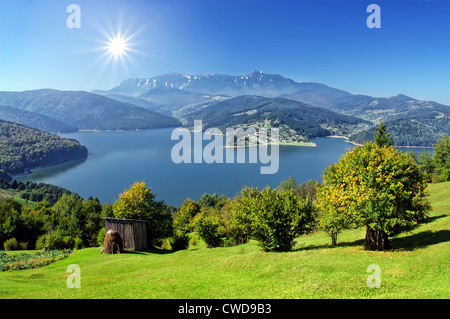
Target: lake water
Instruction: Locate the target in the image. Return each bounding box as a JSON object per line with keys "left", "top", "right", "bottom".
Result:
{"left": 14, "top": 129, "right": 431, "bottom": 207}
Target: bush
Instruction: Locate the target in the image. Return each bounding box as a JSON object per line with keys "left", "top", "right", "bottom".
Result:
{"left": 74, "top": 237, "right": 83, "bottom": 250}
{"left": 3, "top": 238, "right": 19, "bottom": 251}
{"left": 160, "top": 231, "right": 190, "bottom": 251}
{"left": 35, "top": 232, "right": 79, "bottom": 250}
{"left": 231, "top": 187, "right": 316, "bottom": 252}
{"left": 432, "top": 172, "right": 444, "bottom": 183}
{"left": 96, "top": 227, "right": 106, "bottom": 247}
{"left": 160, "top": 238, "right": 172, "bottom": 250}
{"left": 35, "top": 234, "right": 46, "bottom": 250}
{"left": 441, "top": 168, "right": 450, "bottom": 182}
{"left": 194, "top": 213, "right": 222, "bottom": 248}
{"left": 171, "top": 230, "right": 190, "bottom": 251}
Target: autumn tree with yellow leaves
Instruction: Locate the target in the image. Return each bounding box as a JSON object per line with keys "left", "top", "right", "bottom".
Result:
{"left": 113, "top": 181, "right": 172, "bottom": 245}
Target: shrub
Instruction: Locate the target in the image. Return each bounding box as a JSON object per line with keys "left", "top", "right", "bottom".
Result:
{"left": 3, "top": 238, "right": 19, "bottom": 251}
{"left": 160, "top": 231, "right": 190, "bottom": 251}
{"left": 35, "top": 232, "right": 78, "bottom": 250}
{"left": 194, "top": 212, "right": 222, "bottom": 248}
{"left": 96, "top": 227, "right": 106, "bottom": 247}
{"left": 74, "top": 237, "right": 83, "bottom": 250}
{"left": 171, "top": 230, "right": 190, "bottom": 251}
{"left": 231, "top": 186, "right": 316, "bottom": 252}
{"left": 35, "top": 234, "right": 46, "bottom": 250}
{"left": 173, "top": 199, "right": 201, "bottom": 233}
{"left": 160, "top": 238, "right": 172, "bottom": 250}
{"left": 441, "top": 168, "right": 450, "bottom": 182}
{"left": 432, "top": 172, "right": 444, "bottom": 183}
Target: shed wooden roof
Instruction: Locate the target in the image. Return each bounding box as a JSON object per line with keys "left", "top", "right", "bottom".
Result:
{"left": 103, "top": 217, "right": 148, "bottom": 223}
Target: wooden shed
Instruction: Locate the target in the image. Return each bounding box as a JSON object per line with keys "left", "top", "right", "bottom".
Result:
{"left": 103, "top": 217, "right": 148, "bottom": 251}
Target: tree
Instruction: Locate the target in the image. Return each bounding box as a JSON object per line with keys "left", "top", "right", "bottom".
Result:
{"left": 193, "top": 208, "right": 223, "bottom": 248}
{"left": 52, "top": 193, "right": 84, "bottom": 237}
{"left": 228, "top": 188, "right": 258, "bottom": 245}
{"left": 82, "top": 199, "right": 103, "bottom": 246}
{"left": 172, "top": 198, "right": 201, "bottom": 233}
{"left": 416, "top": 152, "right": 434, "bottom": 181}
{"left": 0, "top": 198, "right": 22, "bottom": 248}
{"left": 415, "top": 135, "right": 450, "bottom": 182}
{"left": 113, "top": 181, "right": 172, "bottom": 245}
{"left": 316, "top": 173, "right": 361, "bottom": 246}
{"left": 433, "top": 135, "right": 450, "bottom": 181}
{"left": 277, "top": 177, "right": 319, "bottom": 200}
{"left": 317, "top": 142, "right": 431, "bottom": 250}
{"left": 113, "top": 182, "right": 156, "bottom": 220}
{"left": 230, "top": 186, "right": 315, "bottom": 252}
{"left": 374, "top": 121, "right": 394, "bottom": 147}
{"left": 197, "top": 193, "right": 228, "bottom": 210}
{"left": 277, "top": 176, "right": 299, "bottom": 192}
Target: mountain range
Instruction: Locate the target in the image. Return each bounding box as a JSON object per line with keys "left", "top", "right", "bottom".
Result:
{"left": 0, "top": 71, "right": 448, "bottom": 146}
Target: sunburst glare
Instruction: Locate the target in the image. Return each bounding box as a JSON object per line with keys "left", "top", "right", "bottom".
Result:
{"left": 106, "top": 32, "right": 129, "bottom": 60}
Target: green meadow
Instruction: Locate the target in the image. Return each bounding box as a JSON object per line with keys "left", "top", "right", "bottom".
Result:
{"left": 0, "top": 182, "right": 448, "bottom": 299}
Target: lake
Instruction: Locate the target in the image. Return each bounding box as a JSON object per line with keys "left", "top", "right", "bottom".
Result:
{"left": 14, "top": 129, "right": 431, "bottom": 206}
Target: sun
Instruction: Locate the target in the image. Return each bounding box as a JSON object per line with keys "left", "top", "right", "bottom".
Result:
{"left": 94, "top": 23, "right": 148, "bottom": 72}
{"left": 107, "top": 33, "right": 129, "bottom": 59}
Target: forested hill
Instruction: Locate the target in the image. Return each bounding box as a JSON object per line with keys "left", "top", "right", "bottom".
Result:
{"left": 0, "top": 120, "right": 88, "bottom": 176}
{"left": 0, "top": 89, "right": 181, "bottom": 131}
{"left": 184, "top": 96, "right": 370, "bottom": 141}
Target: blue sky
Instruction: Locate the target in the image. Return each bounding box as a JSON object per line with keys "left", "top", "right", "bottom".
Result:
{"left": 0, "top": 0, "right": 449, "bottom": 104}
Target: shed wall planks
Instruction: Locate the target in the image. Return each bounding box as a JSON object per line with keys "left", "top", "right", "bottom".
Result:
{"left": 103, "top": 218, "right": 148, "bottom": 250}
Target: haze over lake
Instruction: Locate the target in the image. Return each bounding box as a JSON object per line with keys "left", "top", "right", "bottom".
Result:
{"left": 14, "top": 129, "right": 430, "bottom": 206}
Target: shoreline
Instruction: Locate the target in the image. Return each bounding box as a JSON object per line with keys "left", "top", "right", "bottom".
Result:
{"left": 326, "top": 135, "right": 362, "bottom": 146}
{"left": 326, "top": 135, "right": 434, "bottom": 149}
{"left": 11, "top": 155, "right": 88, "bottom": 178}
{"left": 223, "top": 141, "right": 316, "bottom": 149}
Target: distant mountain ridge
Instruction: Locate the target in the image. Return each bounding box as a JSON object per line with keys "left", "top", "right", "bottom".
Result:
{"left": 0, "top": 104, "right": 76, "bottom": 133}
{"left": 94, "top": 70, "right": 353, "bottom": 110}
{"left": 0, "top": 89, "right": 181, "bottom": 131}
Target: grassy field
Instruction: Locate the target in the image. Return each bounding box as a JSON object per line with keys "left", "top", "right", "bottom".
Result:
{"left": 0, "top": 182, "right": 448, "bottom": 299}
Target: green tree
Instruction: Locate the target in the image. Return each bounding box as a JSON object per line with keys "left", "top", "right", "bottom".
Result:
{"left": 101, "top": 203, "right": 115, "bottom": 218}
{"left": 278, "top": 177, "right": 319, "bottom": 200}
{"left": 317, "top": 142, "right": 431, "bottom": 250}
{"left": 193, "top": 208, "right": 223, "bottom": 248}
{"left": 277, "top": 176, "right": 299, "bottom": 192}
{"left": 52, "top": 193, "right": 84, "bottom": 237}
{"left": 416, "top": 152, "right": 435, "bottom": 181}
{"left": 231, "top": 186, "right": 315, "bottom": 252}
{"left": 374, "top": 121, "right": 394, "bottom": 147}
{"left": 228, "top": 187, "right": 260, "bottom": 245}
{"left": 82, "top": 198, "right": 103, "bottom": 246}
{"left": 16, "top": 202, "right": 52, "bottom": 249}
{"left": 433, "top": 135, "right": 450, "bottom": 181}
{"left": 172, "top": 198, "right": 201, "bottom": 233}
{"left": 0, "top": 198, "right": 22, "bottom": 248}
